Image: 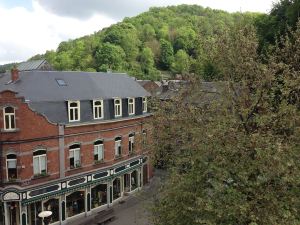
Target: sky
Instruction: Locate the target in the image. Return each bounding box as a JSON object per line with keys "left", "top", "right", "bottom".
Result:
{"left": 0, "top": 0, "right": 277, "bottom": 65}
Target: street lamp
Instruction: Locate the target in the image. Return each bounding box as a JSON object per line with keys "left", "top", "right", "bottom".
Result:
{"left": 38, "top": 211, "right": 52, "bottom": 225}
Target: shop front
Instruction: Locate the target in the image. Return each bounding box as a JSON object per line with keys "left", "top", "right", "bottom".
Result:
{"left": 66, "top": 190, "right": 85, "bottom": 218}
{"left": 1, "top": 157, "right": 147, "bottom": 225}
{"left": 0, "top": 202, "right": 5, "bottom": 225}
{"left": 91, "top": 184, "right": 108, "bottom": 210}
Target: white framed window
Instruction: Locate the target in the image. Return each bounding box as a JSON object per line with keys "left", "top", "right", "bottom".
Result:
{"left": 114, "top": 98, "right": 122, "bottom": 117}
{"left": 115, "top": 137, "right": 122, "bottom": 157}
{"left": 93, "top": 100, "right": 104, "bottom": 119}
{"left": 6, "top": 154, "right": 17, "bottom": 180}
{"left": 128, "top": 133, "right": 135, "bottom": 154}
{"left": 142, "top": 97, "right": 147, "bottom": 113}
{"left": 3, "top": 106, "right": 16, "bottom": 130}
{"left": 69, "top": 144, "right": 81, "bottom": 168}
{"left": 33, "top": 149, "right": 47, "bottom": 176}
{"left": 128, "top": 98, "right": 135, "bottom": 115}
{"left": 68, "top": 101, "right": 80, "bottom": 122}
{"left": 94, "top": 140, "right": 104, "bottom": 162}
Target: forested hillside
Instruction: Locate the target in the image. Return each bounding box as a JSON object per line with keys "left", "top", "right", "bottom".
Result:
{"left": 28, "top": 5, "right": 260, "bottom": 80}
{"left": 2, "top": 1, "right": 299, "bottom": 80}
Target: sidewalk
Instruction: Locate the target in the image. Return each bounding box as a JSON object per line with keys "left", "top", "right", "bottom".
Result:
{"left": 70, "top": 169, "right": 165, "bottom": 225}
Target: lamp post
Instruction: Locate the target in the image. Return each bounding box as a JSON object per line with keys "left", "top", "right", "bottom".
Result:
{"left": 38, "top": 211, "right": 52, "bottom": 225}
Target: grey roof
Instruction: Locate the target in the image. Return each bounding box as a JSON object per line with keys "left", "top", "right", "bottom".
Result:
{"left": 0, "top": 71, "right": 150, "bottom": 124}
{"left": 0, "top": 71, "right": 150, "bottom": 102}
{"left": 17, "top": 59, "right": 46, "bottom": 71}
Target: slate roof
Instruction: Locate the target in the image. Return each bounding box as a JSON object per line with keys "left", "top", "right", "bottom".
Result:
{"left": 17, "top": 59, "right": 47, "bottom": 71}
{"left": 0, "top": 71, "right": 150, "bottom": 124}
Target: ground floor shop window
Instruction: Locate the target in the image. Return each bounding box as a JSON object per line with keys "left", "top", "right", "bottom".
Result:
{"left": 0, "top": 203, "right": 4, "bottom": 225}
{"left": 66, "top": 191, "right": 85, "bottom": 218}
{"left": 43, "top": 199, "right": 59, "bottom": 223}
{"left": 113, "top": 178, "right": 121, "bottom": 200}
{"left": 131, "top": 170, "right": 138, "bottom": 191}
{"left": 91, "top": 184, "right": 107, "bottom": 209}
{"left": 124, "top": 174, "right": 130, "bottom": 192}
{"left": 28, "top": 202, "right": 42, "bottom": 225}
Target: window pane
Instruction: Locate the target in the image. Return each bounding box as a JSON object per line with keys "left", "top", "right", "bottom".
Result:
{"left": 5, "top": 107, "right": 14, "bottom": 113}
{"left": 7, "top": 160, "right": 16, "bottom": 168}
{"left": 70, "top": 102, "right": 77, "bottom": 107}
{"left": 99, "top": 148, "right": 103, "bottom": 160}
{"left": 74, "top": 109, "right": 78, "bottom": 120}
{"left": 5, "top": 115, "right": 10, "bottom": 129}
{"left": 40, "top": 155, "right": 46, "bottom": 172}
{"left": 33, "top": 157, "right": 39, "bottom": 174}
{"left": 70, "top": 150, "right": 74, "bottom": 158}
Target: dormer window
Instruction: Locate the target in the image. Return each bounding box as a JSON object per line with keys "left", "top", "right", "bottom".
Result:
{"left": 93, "top": 100, "right": 104, "bottom": 119}
{"left": 114, "top": 98, "right": 122, "bottom": 117}
{"left": 142, "top": 97, "right": 147, "bottom": 113}
{"left": 68, "top": 101, "right": 80, "bottom": 122}
{"left": 3, "top": 106, "right": 16, "bottom": 130}
{"left": 128, "top": 98, "right": 135, "bottom": 115}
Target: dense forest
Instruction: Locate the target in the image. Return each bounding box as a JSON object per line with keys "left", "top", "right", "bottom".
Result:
{"left": 1, "top": 1, "right": 299, "bottom": 80}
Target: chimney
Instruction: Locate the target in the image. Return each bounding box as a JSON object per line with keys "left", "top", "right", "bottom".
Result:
{"left": 11, "top": 67, "right": 19, "bottom": 82}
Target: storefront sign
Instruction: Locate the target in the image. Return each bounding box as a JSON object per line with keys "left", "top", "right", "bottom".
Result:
{"left": 2, "top": 192, "right": 20, "bottom": 201}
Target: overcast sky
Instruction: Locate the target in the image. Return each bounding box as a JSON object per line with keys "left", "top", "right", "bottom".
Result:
{"left": 0, "top": 0, "right": 277, "bottom": 65}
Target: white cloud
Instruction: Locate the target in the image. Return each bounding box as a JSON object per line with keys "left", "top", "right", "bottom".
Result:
{"left": 0, "top": 1, "right": 115, "bottom": 64}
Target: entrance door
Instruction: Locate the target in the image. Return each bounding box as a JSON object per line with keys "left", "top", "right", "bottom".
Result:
{"left": 7, "top": 202, "right": 19, "bottom": 225}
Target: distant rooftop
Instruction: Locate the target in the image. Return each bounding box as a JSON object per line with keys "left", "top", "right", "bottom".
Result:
{"left": 17, "top": 59, "right": 52, "bottom": 71}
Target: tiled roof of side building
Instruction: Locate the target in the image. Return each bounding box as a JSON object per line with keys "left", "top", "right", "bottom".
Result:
{"left": 0, "top": 71, "right": 150, "bottom": 124}
{"left": 17, "top": 59, "right": 46, "bottom": 71}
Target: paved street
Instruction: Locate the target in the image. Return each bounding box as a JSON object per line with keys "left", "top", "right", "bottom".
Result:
{"left": 108, "top": 170, "right": 164, "bottom": 225}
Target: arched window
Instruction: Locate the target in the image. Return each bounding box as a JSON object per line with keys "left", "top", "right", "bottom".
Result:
{"left": 128, "top": 133, "right": 135, "bottom": 154}
{"left": 115, "top": 137, "right": 122, "bottom": 157}
{"left": 93, "top": 100, "right": 104, "bottom": 119}
{"left": 68, "top": 101, "right": 80, "bottom": 122}
{"left": 3, "top": 106, "right": 16, "bottom": 130}
{"left": 94, "top": 140, "right": 104, "bottom": 162}
{"left": 6, "top": 154, "right": 17, "bottom": 180}
{"left": 69, "top": 144, "right": 81, "bottom": 169}
{"left": 114, "top": 99, "right": 122, "bottom": 117}
{"left": 33, "top": 149, "right": 47, "bottom": 176}
{"left": 128, "top": 98, "right": 135, "bottom": 115}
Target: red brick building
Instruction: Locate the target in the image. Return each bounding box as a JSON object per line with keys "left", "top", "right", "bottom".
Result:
{"left": 0, "top": 68, "right": 152, "bottom": 225}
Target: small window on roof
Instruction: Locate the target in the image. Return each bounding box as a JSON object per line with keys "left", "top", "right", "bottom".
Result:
{"left": 56, "top": 79, "right": 67, "bottom": 86}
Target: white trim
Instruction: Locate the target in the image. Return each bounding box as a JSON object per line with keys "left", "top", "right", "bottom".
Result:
{"left": 142, "top": 97, "right": 147, "bottom": 113}
{"left": 6, "top": 154, "right": 17, "bottom": 181}
{"left": 3, "top": 106, "right": 16, "bottom": 131}
{"left": 94, "top": 142, "right": 104, "bottom": 162}
{"left": 114, "top": 98, "right": 122, "bottom": 117}
{"left": 128, "top": 135, "right": 134, "bottom": 154}
{"left": 69, "top": 147, "right": 81, "bottom": 168}
{"left": 114, "top": 139, "right": 122, "bottom": 157}
{"left": 128, "top": 98, "right": 135, "bottom": 115}
{"left": 68, "top": 101, "right": 80, "bottom": 122}
{"left": 93, "top": 100, "right": 104, "bottom": 120}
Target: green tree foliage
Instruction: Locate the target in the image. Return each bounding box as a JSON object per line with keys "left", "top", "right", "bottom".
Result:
{"left": 171, "top": 50, "right": 190, "bottom": 74}
{"left": 95, "top": 43, "right": 126, "bottom": 71}
{"left": 150, "top": 24, "right": 300, "bottom": 225}
{"left": 26, "top": 5, "right": 259, "bottom": 80}
{"left": 255, "top": 0, "right": 300, "bottom": 50}
{"left": 159, "top": 39, "right": 174, "bottom": 70}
